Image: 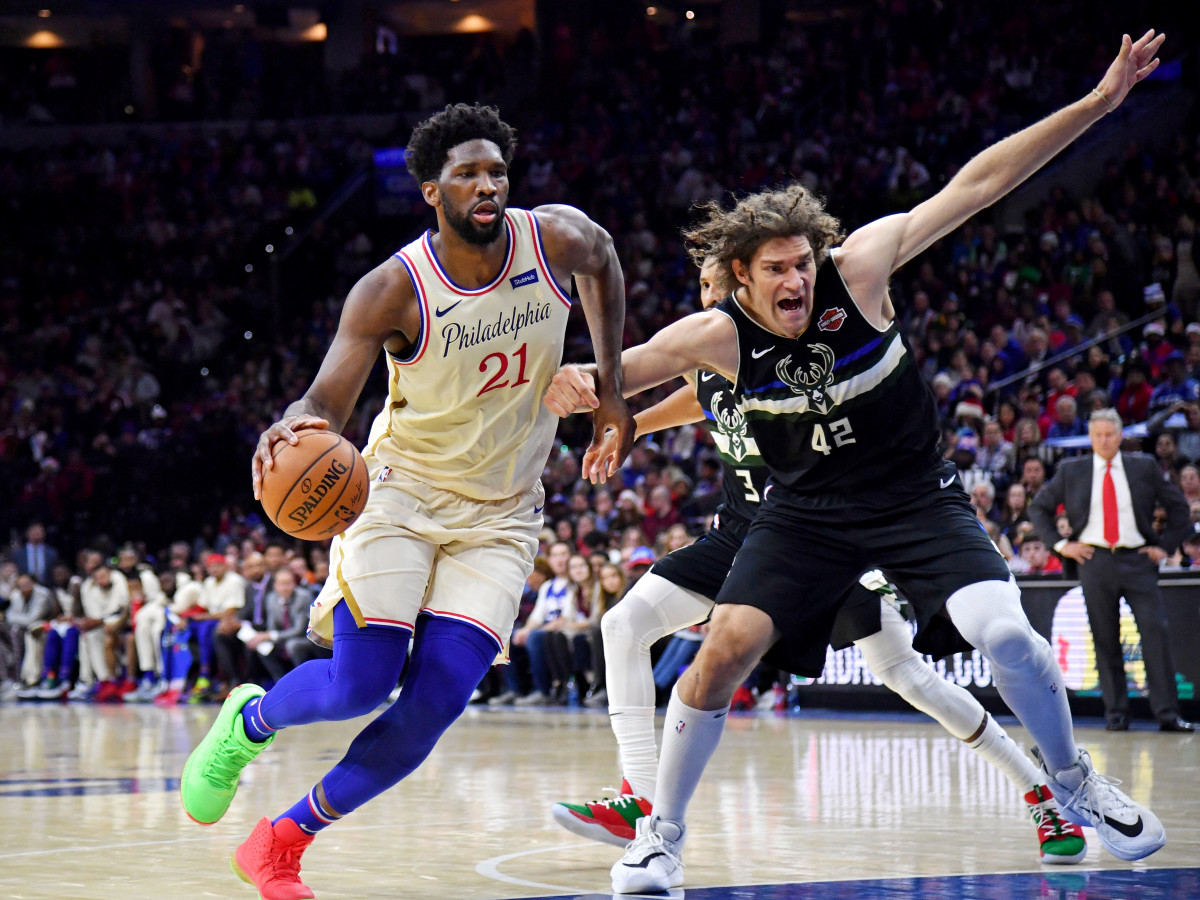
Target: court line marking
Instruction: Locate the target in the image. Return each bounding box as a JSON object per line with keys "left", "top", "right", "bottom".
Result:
{"left": 474, "top": 843, "right": 590, "bottom": 894}
{"left": 474, "top": 843, "right": 687, "bottom": 899}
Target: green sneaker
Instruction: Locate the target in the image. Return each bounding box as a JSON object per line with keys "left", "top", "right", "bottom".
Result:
{"left": 1025, "top": 785, "right": 1087, "bottom": 864}
{"left": 181, "top": 683, "right": 274, "bottom": 825}
{"left": 187, "top": 675, "right": 213, "bottom": 704}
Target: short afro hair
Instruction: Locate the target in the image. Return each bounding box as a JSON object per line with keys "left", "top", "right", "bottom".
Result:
{"left": 405, "top": 103, "right": 518, "bottom": 184}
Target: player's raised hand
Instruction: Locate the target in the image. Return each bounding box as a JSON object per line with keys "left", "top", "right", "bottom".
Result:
{"left": 1096, "top": 30, "right": 1165, "bottom": 111}
{"left": 252, "top": 414, "right": 329, "bottom": 500}
{"left": 543, "top": 365, "right": 600, "bottom": 417}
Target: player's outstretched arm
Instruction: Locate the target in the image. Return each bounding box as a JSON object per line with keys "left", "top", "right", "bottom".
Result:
{"left": 581, "top": 312, "right": 736, "bottom": 482}
{"left": 838, "top": 30, "right": 1165, "bottom": 315}
{"left": 251, "top": 262, "right": 415, "bottom": 499}
{"left": 634, "top": 383, "right": 705, "bottom": 438}
{"left": 534, "top": 204, "right": 636, "bottom": 473}
{"left": 543, "top": 363, "right": 704, "bottom": 435}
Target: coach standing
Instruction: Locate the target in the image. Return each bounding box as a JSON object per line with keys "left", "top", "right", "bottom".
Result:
{"left": 1030, "top": 408, "right": 1192, "bottom": 732}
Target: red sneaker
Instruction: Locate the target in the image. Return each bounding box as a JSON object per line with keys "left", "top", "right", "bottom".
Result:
{"left": 1025, "top": 785, "right": 1087, "bottom": 865}
{"left": 232, "top": 817, "right": 316, "bottom": 900}
{"left": 154, "top": 688, "right": 182, "bottom": 707}
{"left": 94, "top": 681, "right": 124, "bottom": 703}
{"left": 730, "top": 684, "right": 755, "bottom": 711}
{"left": 552, "top": 778, "right": 653, "bottom": 847}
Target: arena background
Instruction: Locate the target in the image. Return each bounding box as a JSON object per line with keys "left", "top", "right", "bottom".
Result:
{"left": 1, "top": 0, "right": 1198, "bottom": 709}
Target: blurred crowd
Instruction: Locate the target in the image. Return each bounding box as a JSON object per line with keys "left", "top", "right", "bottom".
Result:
{"left": 2, "top": 2, "right": 1199, "bottom": 702}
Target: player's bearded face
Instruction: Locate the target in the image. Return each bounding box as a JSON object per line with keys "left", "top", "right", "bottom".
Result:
{"left": 444, "top": 195, "right": 507, "bottom": 246}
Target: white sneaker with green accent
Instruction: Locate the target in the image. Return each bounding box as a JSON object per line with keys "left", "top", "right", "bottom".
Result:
{"left": 611, "top": 814, "right": 685, "bottom": 894}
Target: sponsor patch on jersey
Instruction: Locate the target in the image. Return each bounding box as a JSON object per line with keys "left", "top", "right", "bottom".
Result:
{"left": 509, "top": 268, "right": 539, "bottom": 289}
{"left": 817, "top": 307, "right": 847, "bottom": 332}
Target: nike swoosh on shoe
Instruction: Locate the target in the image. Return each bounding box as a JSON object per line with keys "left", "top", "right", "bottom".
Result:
{"left": 624, "top": 852, "right": 668, "bottom": 869}
{"left": 1103, "top": 814, "right": 1145, "bottom": 838}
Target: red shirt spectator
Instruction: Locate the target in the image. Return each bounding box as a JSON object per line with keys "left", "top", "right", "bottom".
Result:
{"left": 640, "top": 485, "right": 682, "bottom": 544}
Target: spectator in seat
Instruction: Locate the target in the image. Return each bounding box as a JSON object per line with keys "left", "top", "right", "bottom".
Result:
{"left": 1008, "top": 532, "right": 1062, "bottom": 576}
{"left": 1153, "top": 432, "right": 1185, "bottom": 481}
{"left": 1047, "top": 395, "right": 1087, "bottom": 456}
{"left": 74, "top": 562, "right": 129, "bottom": 701}
{"left": 186, "top": 552, "right": 246, "bottom": 703}
{"left": 2, "top": 573, "right": 57, "bottom": 697}
{"left": 1145, "top": 400, "right": 1200, "bottom": 463}
{"left": 582, "top": 562, "right": 628, "bottom": 710}
{"left": 512, "top": 542, "right": 578, "bottom": 706}
{"left": 1116, "top": 359, "right": 1153, "bottom": 423}
{"left": 1148, "top": 352, "right": 1199, "bottom": 414}
{"left": 997, "top": 482, "right": 1032, "bottom": 540}
{"left": 232, "top": 567, "right": 312, "bottom": 688}
{"left": 1021, "top": 457, "right": 1048, "bottom": 498}
{"left": 975, "top": 418, "right": 1014, "bottom": 479}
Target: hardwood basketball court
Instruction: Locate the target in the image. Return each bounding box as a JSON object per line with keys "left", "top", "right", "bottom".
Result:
{"left": 1, "top": 702, "right": 1195, "bottom": 899}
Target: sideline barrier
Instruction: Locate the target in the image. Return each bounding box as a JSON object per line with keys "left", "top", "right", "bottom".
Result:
{"left": 796, "top": 574, "right": 1200, "bottom": 718}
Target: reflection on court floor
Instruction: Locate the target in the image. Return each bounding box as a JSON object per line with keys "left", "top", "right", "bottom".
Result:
{"left": 0, "top": 704, "right": 1194, "bottom": 899}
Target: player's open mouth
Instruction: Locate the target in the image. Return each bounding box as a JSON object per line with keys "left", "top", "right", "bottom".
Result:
{"left": 472, "top": 203, "right": 498, "bottom": 223}
{"left": 777, "top": 297, "right": 803, "bottom": 311}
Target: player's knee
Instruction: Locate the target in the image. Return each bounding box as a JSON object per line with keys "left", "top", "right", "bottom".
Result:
{"left": 331, "top": 668, "right": 398, "bottom": 718}
{"left": 601, "top": 600, "right": 632, "bottom": 646}
{"left": 874, "top": 653, "right": 936, "bottom": 698}
{"left": 976, "top": 615, "right": 1041, "bottom": 672}
{"left": 694, "top": 636, "right": 759, "bottom": 694}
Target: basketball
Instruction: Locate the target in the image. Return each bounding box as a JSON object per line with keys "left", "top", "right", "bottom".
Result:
{"left": 260, "top": 428, "right": 369, "bottom": 540}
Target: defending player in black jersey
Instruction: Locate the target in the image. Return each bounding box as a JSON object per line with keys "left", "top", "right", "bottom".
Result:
{"left": 552, "top": 30, "right": 1168, "bottom": 893}
{"left": 547, "top": 262, "right": 1085, "bottom": 867}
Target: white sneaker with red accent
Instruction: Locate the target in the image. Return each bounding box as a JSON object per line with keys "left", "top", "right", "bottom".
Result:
{"left": 552, "top": 779, "right": 652, "bottom": 847}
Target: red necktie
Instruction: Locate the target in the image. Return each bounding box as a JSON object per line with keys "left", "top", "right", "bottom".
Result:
{"left": 1102, "top": 461, "right": 1120, "bottom": 547}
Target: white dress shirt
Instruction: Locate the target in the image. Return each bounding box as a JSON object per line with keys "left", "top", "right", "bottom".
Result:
{"left": 1077, "top": 453, "right": 1146, "bottom": 549}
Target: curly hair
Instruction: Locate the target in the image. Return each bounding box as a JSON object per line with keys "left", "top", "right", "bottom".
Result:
{"left": 405, "top": 103, "right": 518, "bottom": 184}
{"left": 683, "top": 183, "right": 844, "bottom": 280}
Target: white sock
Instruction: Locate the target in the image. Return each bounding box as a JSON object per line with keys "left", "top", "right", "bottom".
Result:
{"left": 610, "top": 707, "right": 658, "bottom": 799}
{"left": 967, "top": 714, "right": 1042, "bottom": 795}
{"left": 653, "top": 684, "right": 729, "bottom": 827}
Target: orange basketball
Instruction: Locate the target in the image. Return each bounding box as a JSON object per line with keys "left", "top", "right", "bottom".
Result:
{"left": 260, "top": 428, "right": 369, "bottom": 541}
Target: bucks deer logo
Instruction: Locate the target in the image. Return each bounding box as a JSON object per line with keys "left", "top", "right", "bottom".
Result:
{"left": 709, "top": 390, "right": 749, "bottom": 461}
{"left": 776, "top": 343, "right": 837, "bottom": 414}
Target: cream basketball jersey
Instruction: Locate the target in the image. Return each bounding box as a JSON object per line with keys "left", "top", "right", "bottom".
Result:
{"left": 365, "top": 208, "right": 573, "bottom": 500}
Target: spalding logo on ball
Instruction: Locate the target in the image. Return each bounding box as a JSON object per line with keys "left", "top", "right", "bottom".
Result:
{"left": 260, "top": 429, "right": 369, "bottom": 540}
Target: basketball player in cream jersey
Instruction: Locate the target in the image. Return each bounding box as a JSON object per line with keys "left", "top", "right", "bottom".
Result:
{"left": 180, "top": 103, "right": 634, "bottom": 900}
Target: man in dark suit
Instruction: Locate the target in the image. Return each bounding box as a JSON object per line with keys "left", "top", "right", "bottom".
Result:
{"left": 1030, "top": 408, "right": 1192, "bottom": 732}
{"left": 15, "top": 523, "right": 59, "bottom": 586}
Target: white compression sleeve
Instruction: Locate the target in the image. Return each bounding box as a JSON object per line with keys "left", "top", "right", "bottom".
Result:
{"left": 602, "top": 572, "right": 714, "bottom": 798}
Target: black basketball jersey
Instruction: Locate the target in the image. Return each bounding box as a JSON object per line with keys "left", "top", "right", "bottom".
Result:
{"left": 716, "top": 251, "right": 940, "bottom": 494}
{"left": 694, "top": 367, "right": 768, "bottom": 525}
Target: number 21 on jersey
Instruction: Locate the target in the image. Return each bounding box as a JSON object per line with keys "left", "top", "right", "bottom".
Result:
{"left": 478, "top": 343, "right": 530, "bottom": 396}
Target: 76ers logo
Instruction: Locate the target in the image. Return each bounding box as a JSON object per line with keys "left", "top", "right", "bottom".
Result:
{"left": 817, "top": 307, "right": 847, "bottom": 332}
